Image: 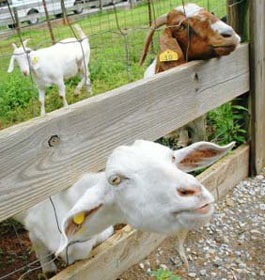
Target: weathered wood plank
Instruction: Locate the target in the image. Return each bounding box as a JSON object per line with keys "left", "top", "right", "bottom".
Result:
{"left": 249, "top": 0, "right": 265, "bottom": 174}
{"left": 51, "top": 144, "right": 249, "bottom": 280}
{"left": 0, "top": 43, "right": 249, "bottom": 221}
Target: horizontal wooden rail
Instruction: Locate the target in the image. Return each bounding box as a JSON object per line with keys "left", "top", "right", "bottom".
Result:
{"left": 0, "top": 43, "right": 249, "bottom": 221}
{"left": 51, "top": 144, "right": 249, "bottom": 280}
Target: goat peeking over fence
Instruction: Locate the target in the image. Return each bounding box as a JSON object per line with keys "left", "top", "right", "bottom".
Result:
{"left": 140, "top": 3, "right": 240, "bottom": 147}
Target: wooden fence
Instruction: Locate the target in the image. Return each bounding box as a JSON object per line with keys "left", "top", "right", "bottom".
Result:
{"left": 0, "top": 0, "right": 264, "bottom": 279}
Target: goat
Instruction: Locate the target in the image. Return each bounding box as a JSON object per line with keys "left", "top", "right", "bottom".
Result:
{"left": 13, "top": 173, "right": 114, "bottom": 277}
{"left": 57, "top": 140, "right": 234, "bottom": 270}
{"left": 7, "top": 25, "right": 91, "bottom": 116}
{"left": 140, "top": 3, "right": 240, "bottom": 147}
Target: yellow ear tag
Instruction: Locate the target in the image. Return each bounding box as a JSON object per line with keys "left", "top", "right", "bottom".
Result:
{"left": 159, "top": 50, "right": 179, "bottom": 62}
{"left": 73, "top": 212, "right": 85, "bottom": 225}
{"left": 32, "top": 56, "right": 38, "bottom": 64}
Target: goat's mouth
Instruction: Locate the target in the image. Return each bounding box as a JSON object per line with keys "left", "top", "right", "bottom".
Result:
{"left": 172, "top": 202, "right": 214, "bottom": 216}
{"left": 193, "top": 203, "right": 212, "bottom": 214}
{"left": 213, "top": 45, "right": 235, "bottom": 49}
{"left": 212, "top": 44, "right": 236, "bottom": 54}
{"left": 212, "top": 45, "right": 236, "bottom": 56}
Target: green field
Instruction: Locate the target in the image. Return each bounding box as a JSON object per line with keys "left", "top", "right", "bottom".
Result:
{"left": 0, "top": 0, "right": 243, "bottom": 146}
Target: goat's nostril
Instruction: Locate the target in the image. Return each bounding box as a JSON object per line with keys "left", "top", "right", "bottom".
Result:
{"left": 220, "top": 32, "right": 232, "bottom": 38}
{"left": 178, "top": 188, "right": 196, "bottom": 197}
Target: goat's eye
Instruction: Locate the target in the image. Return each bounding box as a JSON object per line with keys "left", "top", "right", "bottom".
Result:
{"left": 172, "top": 155, "right": 176, "bottom": 162}
{"left": 108, "top": 175, "right": 122, "bottom": 186}
{"left": 179, "top": 23, "right": 186, "bottom": 31}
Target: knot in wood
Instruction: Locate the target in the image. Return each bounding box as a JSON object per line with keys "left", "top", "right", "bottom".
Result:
{"left": 193, "top": 72, "right": 199, "bottom": 82}
{"left": 48, "top": 135, "right": 60, "bottom": 147}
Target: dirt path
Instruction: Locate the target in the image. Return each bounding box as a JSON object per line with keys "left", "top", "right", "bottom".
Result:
{"left": 118, "top": 168, "right": 265, "bottom": 280}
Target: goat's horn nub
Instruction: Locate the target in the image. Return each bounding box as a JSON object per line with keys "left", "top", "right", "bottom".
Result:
{"left": 139, "top": 14, "right": 168, "bottom": 66}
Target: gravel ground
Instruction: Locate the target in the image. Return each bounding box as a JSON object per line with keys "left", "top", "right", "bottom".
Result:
{"left": 118, "top": 168, "right": 265, "bottom": 280}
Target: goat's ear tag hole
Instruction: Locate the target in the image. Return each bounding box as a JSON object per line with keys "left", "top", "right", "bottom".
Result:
{"left": 159, "top": 50, "right": 179, "bottom": 62}
{"left": 73, "top": 212, "right": 85, "bottom": 225}
{"left": 32, "top": 57, "right": 38, "bottom": 64}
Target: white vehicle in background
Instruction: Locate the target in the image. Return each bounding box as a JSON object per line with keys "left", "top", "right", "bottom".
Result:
{"left": 0, "top": 0, "right": 84, "bottom": 27}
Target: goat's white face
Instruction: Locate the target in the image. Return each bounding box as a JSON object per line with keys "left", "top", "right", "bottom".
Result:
{"left": 58, "top": 140, "right": 234, "bottom": 254}
{"left": 7, "top": 41, "right": 31, "bottom": 76}
{"left": 105, "top": 140, "right": 214, "bottom": 233}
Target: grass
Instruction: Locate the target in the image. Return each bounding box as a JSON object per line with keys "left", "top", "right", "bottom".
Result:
{"left": 0, "top": 0, "right": 235, "bottom": 134}
{"left": 151, "top": 267, "right": 181, "bottom": 280}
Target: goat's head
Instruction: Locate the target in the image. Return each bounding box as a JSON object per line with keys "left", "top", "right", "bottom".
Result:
{"left": 57, "top": 140, "right": 234, "bottom": 254}
{"left": 140, "top": 3, "right": 241, "bottom": 71}
{"left": 7, "top": 39, "right": 32, "bottom": 76}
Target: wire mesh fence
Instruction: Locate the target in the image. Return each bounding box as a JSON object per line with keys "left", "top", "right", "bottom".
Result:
{"left": 0, "top": 0, "right": 227, "bottom": 129}
{"left": 0, "top": 1, "right": 241, "bottom": 279}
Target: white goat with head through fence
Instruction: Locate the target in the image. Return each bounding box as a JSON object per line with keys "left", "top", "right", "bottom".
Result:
{"left": 55, "top": 140, "right": 234, "bottom": 271}
{"left": 7, "top": 24, "right": 91, "bottom": 116}
{"left": 13, "top": 140, "right": 234, "bottom": 277}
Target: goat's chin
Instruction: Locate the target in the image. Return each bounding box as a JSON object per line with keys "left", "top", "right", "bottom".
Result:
{"left": 213, "top": 45, "right": 237, "bottom": 56}
{"left": 178, "top": 204, "right": 214, "bottom": 230}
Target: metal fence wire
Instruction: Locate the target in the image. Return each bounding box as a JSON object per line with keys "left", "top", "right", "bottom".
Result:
{"left": 0, "top": 0, "right": 230, "bottom": 279}
{"left": 0, "top": 0, "right": 227, "bottom": 129}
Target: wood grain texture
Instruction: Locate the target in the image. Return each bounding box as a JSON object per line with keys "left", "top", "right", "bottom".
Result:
{"left": 249, "top": 0, "right": 265, "bottom": 174}
{"left": 0, "top": 43, "right": 249, "bottom": 221}
{"left": 51, "top": 144, "right": 249, "bottom": 280}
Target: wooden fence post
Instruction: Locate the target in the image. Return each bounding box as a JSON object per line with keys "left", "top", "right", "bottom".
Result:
{"left": 42, "top": 0, "right": 56, "bottom": 44}
{"left": 99, "top": 0, "right": 103, "bottom": 12}
{"left": 249, "top": 0, "right": 265, "bottom": 174}
{"left": 227, "top": 0, "right": 248, "bottom": 41}
{"left": 227, "top": 0, "right": 250, "bottom": 161}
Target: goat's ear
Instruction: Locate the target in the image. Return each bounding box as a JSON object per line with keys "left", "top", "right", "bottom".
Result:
{"left": 156, "top": 28, "right": 185, "bottom": 73}
{"left": 22, "top": 39, "right": 30, "bottom": 47}
{"left": 11, "top": 43, "right": 17, "bottom": 50}
{"left": 173, "top": 141, "right": 235, "bottom": 172}
{"left": 7, "top": 56, "right": 15, "bottom": 73}
{"left": 56, "top": 184, "right": 109, "bottom": 256}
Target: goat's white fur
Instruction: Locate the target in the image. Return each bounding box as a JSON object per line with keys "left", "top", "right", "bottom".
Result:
{"left": 175, "top": 3, "right": 204, "bottom": 18}
{"left": 7, "top": 25, "right": 91, "bottom": 116}
{"left": 14, "top": 172, "right": 113, "bottom": 274}
{"left": 211, "top": 20, "right": 241, "bottom": 43}
{"left": 144, "top": 58, "right": 157, "bottom": 79}
{"left": 56, "top": 140, "right": 235, "bottom": 269}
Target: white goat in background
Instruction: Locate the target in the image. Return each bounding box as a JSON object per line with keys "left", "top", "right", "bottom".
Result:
{"left": 7, "top": 25, "right": 91, "bottom": 116}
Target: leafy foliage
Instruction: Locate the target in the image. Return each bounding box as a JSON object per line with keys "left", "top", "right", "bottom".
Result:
{"left": 207, "top": 102, "right": 248, "bottom": 146}
{"left": 151, "top": 268, "right": 181, "bottom": 280}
